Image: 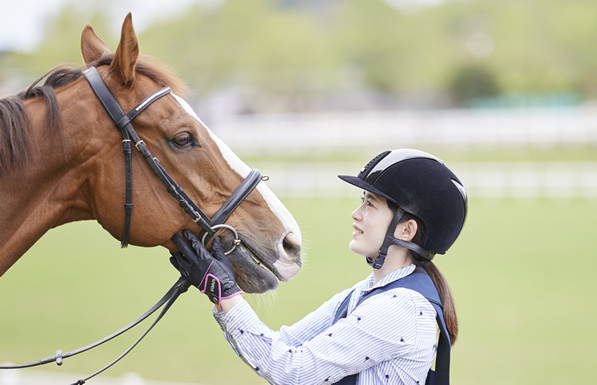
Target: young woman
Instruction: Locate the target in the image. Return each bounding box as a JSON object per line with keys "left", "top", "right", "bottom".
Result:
{"left": 171, "top": 148, "right": 468, "bottom": 385}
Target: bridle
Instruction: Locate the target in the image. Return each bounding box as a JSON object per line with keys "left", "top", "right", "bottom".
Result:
{"left": 83, "top": 66, "right": 264, "bottom": 250}
{"left": 0, "top": 66, "right": 264, "bottom": 383}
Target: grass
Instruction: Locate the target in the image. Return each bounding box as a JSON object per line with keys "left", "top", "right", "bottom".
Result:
{"left": 0, "top": 197, "right": 595, "bottom": 384}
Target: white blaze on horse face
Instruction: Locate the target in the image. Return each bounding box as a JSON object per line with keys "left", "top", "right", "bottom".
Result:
{"left": 172, "top": 95, "right": 302, "bottom": 280}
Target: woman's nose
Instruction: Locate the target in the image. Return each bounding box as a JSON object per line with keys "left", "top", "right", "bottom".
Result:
{"left": 352, "top": 205, "right": 362, "bottom": 221}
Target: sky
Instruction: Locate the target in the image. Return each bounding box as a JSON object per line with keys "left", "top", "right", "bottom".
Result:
{"left": 0, "top": 0, "right": 201, "bottom": 52}
{"left": 0, "top": 0, "right": 444, "bottom": 52}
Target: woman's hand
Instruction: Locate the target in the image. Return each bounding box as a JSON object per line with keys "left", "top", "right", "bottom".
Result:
{"left": 170, "top": 230, "right": 243, "bottom": 308}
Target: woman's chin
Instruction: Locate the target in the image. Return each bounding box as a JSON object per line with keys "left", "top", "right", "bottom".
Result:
{"left": 348, "top": 241, "right": 366, "bottom": 258}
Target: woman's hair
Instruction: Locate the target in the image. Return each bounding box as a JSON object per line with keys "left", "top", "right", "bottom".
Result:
{"left": 388, "top": 201, "right": 459, "bottom": 346}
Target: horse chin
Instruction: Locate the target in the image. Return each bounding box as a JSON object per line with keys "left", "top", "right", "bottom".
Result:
{"left": 227, "top": 242, "right": 280, "bottom": 294}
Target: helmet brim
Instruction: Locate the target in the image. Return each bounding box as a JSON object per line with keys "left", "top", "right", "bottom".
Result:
{"left": 338, "top": 175, "right": 397, "bottom": 205}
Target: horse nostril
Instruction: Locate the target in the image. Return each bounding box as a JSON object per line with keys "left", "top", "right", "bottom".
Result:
{"left": 282, "top": 231, "right": 302, "bottom": 263}
{"left": 274, "top": 231, "right": 303, "bottom": 281}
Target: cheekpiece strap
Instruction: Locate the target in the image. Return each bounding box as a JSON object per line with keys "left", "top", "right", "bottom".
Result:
{"left": 83, "top": 67, "right": 171, "bottom": 247}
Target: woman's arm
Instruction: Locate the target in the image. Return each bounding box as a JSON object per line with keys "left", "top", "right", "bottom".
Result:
{"left": 218, "top": 287, "right": 354, "bottom": 347}
{"left": 218, "top": 289, "right": 430, "bottom": 385}
{"left": 220, "top": 295, "right": 244, "bottom": 313}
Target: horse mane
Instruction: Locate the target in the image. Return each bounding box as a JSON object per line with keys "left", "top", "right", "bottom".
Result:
{"left": 0, "top": 53, "right": 188, "bottom": 171}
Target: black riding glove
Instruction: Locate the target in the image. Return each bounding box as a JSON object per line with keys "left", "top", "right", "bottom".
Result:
{"left": 170, "top": 230, "right": 243, "bottom": 307}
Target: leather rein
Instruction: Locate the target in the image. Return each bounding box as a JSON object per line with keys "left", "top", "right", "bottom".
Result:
{"left": 0, "top": 66, "right": 264, "bottom": 384}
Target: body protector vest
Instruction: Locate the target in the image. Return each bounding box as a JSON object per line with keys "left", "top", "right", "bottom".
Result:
{"left": 332, "top": 266, "right": 451, "bottom": 385}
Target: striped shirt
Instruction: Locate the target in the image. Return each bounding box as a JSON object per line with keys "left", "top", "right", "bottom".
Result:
{"left": 212, "top": 264, "right": 437, "bottom": 385}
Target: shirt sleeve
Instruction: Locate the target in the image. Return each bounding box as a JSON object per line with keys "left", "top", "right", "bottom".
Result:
{"left": 217, "top": 288, "right": 427, "bottom": 385}
{"left": 213, "top": 288, "right": 351, "bottom": 349}
{"left": 277, "top": 288, "right": 353, "bottom": 346}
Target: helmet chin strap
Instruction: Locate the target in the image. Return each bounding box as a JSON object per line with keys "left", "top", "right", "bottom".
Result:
{"left": 366, "top": 207, "right": 435, "bottom": 269}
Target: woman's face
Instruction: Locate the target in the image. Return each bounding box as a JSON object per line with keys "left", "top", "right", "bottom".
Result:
{"left": 349, "top": 191, "right": 394, "bottom": 258}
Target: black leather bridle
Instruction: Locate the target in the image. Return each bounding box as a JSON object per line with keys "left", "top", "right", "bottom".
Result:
{"left": 83, "top": 66, "right": 263, "bottom": 249}
{"left": 0, "top": 67, "right": 265, "bottom": 384}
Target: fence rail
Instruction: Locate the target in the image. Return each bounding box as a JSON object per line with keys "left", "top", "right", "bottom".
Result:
{"left": 252, "top": 162, "right": 597, "bottom": 199}
{"left": 207, "top": 107, "right": 597, "bottom": 155}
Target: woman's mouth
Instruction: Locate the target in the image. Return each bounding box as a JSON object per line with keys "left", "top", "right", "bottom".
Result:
{"left": 352, "top": 224, "right": 363, "bottom": 237}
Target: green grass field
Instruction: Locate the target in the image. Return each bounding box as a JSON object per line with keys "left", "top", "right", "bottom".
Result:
{"left": 1, "top": 196, "right": 595, "bottom": 384}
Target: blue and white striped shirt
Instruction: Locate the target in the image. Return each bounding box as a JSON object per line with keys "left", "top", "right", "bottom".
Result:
{"left": 212, "top": 264, "right": 437, "bottom": 385}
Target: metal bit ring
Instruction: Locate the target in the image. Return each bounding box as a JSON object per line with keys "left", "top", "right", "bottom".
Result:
{"left": 201, "top": 224, "right": 241, "bottom": 255}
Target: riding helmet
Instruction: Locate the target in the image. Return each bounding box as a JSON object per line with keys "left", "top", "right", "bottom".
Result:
{"left": 338, "top": 149, "right": 467, "bottom": 261}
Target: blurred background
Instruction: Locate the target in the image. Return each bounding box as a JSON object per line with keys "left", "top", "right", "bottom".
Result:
{"left": 1, "top": 0, "right": 596, "bottom": 384}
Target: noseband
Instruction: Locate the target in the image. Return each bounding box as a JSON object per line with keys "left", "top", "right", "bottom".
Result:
{"left": 83, "top": 66, "right": 262, "bottom": 249}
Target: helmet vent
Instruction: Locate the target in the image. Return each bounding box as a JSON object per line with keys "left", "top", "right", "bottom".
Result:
{"left": 452, "top": 179, "right": 468, "bottom": 204}
{"left": 358, "top": 151, "right": 391, "bottom": 180}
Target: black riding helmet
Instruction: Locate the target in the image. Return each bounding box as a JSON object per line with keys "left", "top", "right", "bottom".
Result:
{"left": 339, "top": 149, "right": 468, "bottom": 268}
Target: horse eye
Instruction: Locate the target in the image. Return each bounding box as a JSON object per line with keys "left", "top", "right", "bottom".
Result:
{"left": 172, "top": 132, "right": 193, "bottom": 148}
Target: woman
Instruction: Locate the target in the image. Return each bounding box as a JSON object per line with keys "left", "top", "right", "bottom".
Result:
{"left": 171, "top": 149, "right": 468, "bottom": 385}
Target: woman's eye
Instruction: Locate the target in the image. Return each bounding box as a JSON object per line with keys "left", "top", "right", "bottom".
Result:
{"left": 173, "top": 133, "right": 193, "bottom": 148}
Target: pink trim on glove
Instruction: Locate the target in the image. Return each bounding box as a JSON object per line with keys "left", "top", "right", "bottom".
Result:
{"left": 199, "top": 273, "right": 222, "bottom": 307}
{"left": 221, "top": 291, "right": 244, "bottom": 300}
{"left": 197, "top": 260, "right": 215, "bottom": 291}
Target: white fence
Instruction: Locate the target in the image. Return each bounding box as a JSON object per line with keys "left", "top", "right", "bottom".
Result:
{"left": 252, "top": 162, "right": 597, "bottom": 199}
{"left": 208, "top": 107, "right": 597, "bottom": 155}
{"left": 204, "top": 107, "right": 597, "bottom": 200}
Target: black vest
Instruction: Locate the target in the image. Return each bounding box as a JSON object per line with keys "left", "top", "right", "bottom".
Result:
{"left": 332, "top": 266, "right": 450, "bottom": 385}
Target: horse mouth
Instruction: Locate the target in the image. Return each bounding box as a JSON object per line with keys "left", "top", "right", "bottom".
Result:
{"left": 248, "top": 246, "right": 266, "bottom": 268}
{"left": 245, "top": 241, "right": 280, "bottom": 276}
{"left": 226, "top": 236, "right": 281, "bottom": 294}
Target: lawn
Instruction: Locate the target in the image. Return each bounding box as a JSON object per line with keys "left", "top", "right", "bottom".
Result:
{"left": 0, "top": 196, "right": 595, "bottom": 384}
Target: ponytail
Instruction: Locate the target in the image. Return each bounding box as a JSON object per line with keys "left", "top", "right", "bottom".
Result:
{"left": 419, "top": 261, "right": 458, "bottom": 346}
{"left": 392, "top": 204, "right": 459, "bottom": 346}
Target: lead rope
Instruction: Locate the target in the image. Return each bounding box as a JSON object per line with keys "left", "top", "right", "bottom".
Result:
{"left": 0, "top": 276, "right": 191, "bottom": 384}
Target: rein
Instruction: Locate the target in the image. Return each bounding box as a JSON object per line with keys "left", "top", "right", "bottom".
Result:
{"left": 0, "top": 66, "right": 264, "bottom": 383}
{"left": 0, "top": 277, "right": 191, "bottom": 385}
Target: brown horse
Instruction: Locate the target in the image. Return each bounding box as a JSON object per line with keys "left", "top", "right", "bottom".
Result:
{"left": 0, "top": 14, "right": 302, "bottom": 294}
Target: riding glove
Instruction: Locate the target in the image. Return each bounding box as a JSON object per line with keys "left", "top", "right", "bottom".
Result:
{"left": 170, "top": 230, "right": 242, "bottom": 307}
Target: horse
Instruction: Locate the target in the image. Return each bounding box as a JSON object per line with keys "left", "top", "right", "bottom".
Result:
{"left": 0, "top": 13, "right": 302, "bottom": 294}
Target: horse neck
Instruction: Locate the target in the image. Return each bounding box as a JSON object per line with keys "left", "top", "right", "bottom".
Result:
{"left": 0, "top": 81, "right": 104, "bottom": 275}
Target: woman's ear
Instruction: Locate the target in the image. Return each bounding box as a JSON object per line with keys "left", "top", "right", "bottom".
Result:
{"left": 394, "top": 219, "right": 418, "bottom": 242}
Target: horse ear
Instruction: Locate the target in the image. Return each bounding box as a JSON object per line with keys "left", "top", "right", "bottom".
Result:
{"left": 81, "top": 24, "right": 110, "bottom": 65}
{"left": 110, "top": 13, "right": 139, "bottom": 86}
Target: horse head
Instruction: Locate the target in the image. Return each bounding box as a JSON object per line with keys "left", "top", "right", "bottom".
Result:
{"left": 0, "top": 14, "right": 301, "bottom": 294}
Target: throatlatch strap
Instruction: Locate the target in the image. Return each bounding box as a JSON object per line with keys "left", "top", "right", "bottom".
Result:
{"left": 332, "top": 266, "right": 451, "bottom": 385}
{"left": 122, "top": 131, "right": 133, "bottom": 248}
